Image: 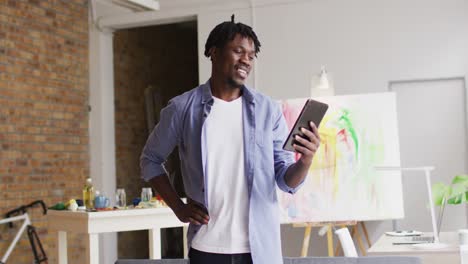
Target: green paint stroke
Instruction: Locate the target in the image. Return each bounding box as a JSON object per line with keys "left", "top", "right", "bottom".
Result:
{"left": 338, "top": 109, "right": 359, "bottom": 158}
{"left": 369, "top": 128, "right": 385, "bottom": 163}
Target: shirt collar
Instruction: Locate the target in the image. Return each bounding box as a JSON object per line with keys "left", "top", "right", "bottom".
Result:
{"left": 201, "top": 79, "right": 255, "bottom": 105}
{"left": 201, "top": 80, "right": 213, "bottom": 104}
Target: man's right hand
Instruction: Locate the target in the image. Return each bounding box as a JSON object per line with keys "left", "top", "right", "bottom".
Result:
{"left": 149, "top": 175, "right": 209, "bottom": 225}
{"left": 174, "top": 200, "right": 210, "bottom": 225}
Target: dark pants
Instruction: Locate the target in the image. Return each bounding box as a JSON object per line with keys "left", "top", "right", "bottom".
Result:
{"left": 189, "top": 248, "right": 253, "bottom": 264}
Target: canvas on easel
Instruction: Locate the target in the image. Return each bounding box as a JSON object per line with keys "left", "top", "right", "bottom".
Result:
{"left": 278, "top": 92, "right": 404, "bottom": 223}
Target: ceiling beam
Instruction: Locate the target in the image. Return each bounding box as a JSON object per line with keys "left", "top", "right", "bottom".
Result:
{"left": 112, "top": 0, "right": 160, "bottom": 11}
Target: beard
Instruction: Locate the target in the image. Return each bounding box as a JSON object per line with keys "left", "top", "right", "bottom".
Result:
{"left": 226, "top": 76, "right": 244, "bottom": 89}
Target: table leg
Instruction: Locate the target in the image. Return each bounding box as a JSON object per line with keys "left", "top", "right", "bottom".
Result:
{"left": 86, "top": 234, "right": 99, "bottom": 264}
{"left": 149, "top": 228, "right": 161, "bottom": 259}
{"left": 58, "top": 231, "right": 67, "bottom": 264}
{"left": 183, "top": 226, "right": 188, "bottom": 258}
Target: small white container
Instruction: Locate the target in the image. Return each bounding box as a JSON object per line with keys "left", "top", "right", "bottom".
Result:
{"left": 335, "top": 227, "right": 358, "bottom": 257}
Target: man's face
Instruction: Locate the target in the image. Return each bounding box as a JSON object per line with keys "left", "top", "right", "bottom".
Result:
{"left": 212, "top": 34, "right": 256, "bottom": 88}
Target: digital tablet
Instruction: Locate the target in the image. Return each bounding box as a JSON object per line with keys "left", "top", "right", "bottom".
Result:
{"left": 283, "top": 99, "right": 329, "bottom": 152}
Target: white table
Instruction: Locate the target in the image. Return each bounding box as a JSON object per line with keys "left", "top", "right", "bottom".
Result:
{"left": 47, "top": 208, "right": 187, "bottom": 264}
{"left": 368, "top": 232, "right": 460, "bottom": 264}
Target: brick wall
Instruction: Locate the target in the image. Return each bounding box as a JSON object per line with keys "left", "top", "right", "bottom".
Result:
{"left": 0, "top": 1, "right": 89, "bottom": 263}
{"left": 114, "top": 21, "right": 198, "bottom": 258}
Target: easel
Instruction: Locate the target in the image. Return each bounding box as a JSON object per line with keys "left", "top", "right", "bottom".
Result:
{"left": 293, "top": 221, "right": 372, "bottom": 257}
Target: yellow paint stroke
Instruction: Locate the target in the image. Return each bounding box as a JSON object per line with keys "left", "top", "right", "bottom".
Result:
{"left": 309, "top": 110, "right": 358, "bottom": 201}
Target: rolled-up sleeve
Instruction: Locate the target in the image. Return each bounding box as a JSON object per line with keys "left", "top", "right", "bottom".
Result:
{"left": 140, "top": 100, "right": 181, "bottom": 182}
{"left": 272, "top": 103, "right": 304, "bottom": 194}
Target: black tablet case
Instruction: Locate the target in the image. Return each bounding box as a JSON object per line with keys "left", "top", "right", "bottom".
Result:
{"left": 283, "top": 99, "right": 329, "bottom": 152}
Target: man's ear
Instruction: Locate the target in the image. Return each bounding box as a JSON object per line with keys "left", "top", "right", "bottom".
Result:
{"left": 209, "top": 47, "right": 217, "bottom": 62}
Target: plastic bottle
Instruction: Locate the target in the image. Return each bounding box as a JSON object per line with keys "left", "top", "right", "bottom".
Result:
{"left": 141, "top": 187, "right": 153, "bottom": 202}
{"left": 82, "top": 178, "right": 95, "bottom": 209}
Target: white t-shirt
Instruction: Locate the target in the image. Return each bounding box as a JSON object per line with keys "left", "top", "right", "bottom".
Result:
{"left": 191, "top": 96, "right": 250, "bottom": 254}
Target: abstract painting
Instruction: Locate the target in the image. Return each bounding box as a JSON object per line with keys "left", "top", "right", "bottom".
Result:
{"left": 278, "top": 92, "right": 404, "bottom": 223}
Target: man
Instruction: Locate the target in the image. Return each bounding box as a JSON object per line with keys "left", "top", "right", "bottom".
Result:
{"left": 140, "top": 16, "right": 320, "bottom": 264}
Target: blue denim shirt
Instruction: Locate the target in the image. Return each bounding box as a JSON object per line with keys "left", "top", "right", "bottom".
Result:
{"left": 140, "top": 80, "right": 302, "bottom": 264}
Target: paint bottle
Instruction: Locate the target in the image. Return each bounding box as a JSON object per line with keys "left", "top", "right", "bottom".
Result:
{"left": 82, "top": 178, "right": 95, "bottom": 210}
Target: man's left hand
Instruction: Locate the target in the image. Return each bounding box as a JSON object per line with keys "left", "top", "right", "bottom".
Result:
{"left": 292, "top": 121, "right": 321, "bottom": 166}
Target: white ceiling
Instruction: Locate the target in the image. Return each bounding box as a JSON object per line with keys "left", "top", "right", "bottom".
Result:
{"left": 90, "top": 0, "right": 266, "bottom": 18}
{"left": 91, "top": 0, "right": 241, "bottom": 17}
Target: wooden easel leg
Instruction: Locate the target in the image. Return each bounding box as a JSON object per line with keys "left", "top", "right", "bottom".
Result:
{"left": 351, "top": 225, "right": 366, "bottom": 256}
{"left": 326, "top": 224, "right": 334, "bottom": 257}
{"left": 360, "top": 221, "right": 372, "bottom": 248}
{"left": 334, "top": 241, "right": 341, "bottom": 256}
{"left": 301, "top": 226, "right": 312, "bottom": 257}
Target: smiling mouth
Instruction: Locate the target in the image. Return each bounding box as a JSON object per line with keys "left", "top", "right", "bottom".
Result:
{"left": 236, "top": 67, "right": 249, "bottom": 79}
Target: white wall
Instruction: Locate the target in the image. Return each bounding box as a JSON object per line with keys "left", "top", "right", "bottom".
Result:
{"left": 254, "top": 0, "right": 468, "bottom": 98}
{"left": 197, "top": 0, "right": 468, "bottom": 97}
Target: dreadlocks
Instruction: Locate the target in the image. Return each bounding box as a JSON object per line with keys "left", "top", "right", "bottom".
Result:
{"left": 204, "top": 14, "right": 261, "bottom": 58}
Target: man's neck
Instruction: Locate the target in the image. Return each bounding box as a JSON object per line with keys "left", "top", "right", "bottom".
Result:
{"left": 210, "top": 77, "right": 242, "bottom": 102}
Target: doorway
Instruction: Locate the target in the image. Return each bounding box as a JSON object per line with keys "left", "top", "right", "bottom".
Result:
{"left": 113, "top": 20, "right": 198, "bottom": 259}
